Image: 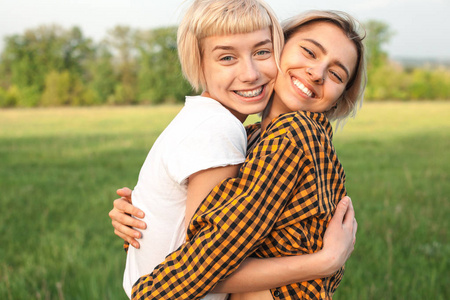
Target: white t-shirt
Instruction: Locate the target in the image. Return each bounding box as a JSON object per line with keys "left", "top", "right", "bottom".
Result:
{"left": 123, "top": 95, "right": 247, "bottom": 299}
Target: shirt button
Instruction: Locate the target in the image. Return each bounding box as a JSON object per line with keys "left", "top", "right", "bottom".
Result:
{"left": 274, "top": 290, "right": 281, "bottom": 297}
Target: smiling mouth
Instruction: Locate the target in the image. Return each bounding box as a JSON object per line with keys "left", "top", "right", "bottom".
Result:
{"left": 234, "top": 86, "right": 264, "bottom": 98}
{"left": 292, "top": 77, "right": 315, "bottom": 98}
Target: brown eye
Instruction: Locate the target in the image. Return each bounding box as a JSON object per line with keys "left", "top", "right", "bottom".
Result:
{"left": 330, "top": 70, "right": 343, "bottom": 83}
{"left": 301, "top": 46, "right": 315, "bottom": 58}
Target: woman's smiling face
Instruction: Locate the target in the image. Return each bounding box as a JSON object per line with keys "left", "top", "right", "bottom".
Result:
{"left": 201, "top": 28, "right": 277, "bottom": 122}
{"left": 271, "top": 21, "right": 358, "bottom": 116}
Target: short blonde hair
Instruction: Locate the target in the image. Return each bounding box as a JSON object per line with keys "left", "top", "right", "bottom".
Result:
{"left": 177, "top": 0, "right": 284, "bottom": 91}
{"left": 283, "top": 10, "right": 367, "bottom": 122}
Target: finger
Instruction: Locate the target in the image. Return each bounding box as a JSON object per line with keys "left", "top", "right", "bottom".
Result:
{"left": 343, "top": 198, "right": 355, "bottom": 225}
{"left": 349, "top": 197, "right": 355, "bottom": 217}
{"left": 113, "top": 198, "right": 145, "bottom": 219}
{"left": 114, "top": 228, "right": 141, "bottom": 249}
{"left": 331, "top": 196, "right": 350, "bottom": 224}
{"left": 124, "top": 201, "right": 145, "bottom": 219}
{"left": 112, "top": 198, "right": 129, "bottom": 211}
{"left": 110, "top": 208, "right": 146, "bottom": 229}
{"left": 112, "top": 220, "right": 143, "bottom": 239}
{"left": 116, "top": 187, "right": 133, "bottom": 200}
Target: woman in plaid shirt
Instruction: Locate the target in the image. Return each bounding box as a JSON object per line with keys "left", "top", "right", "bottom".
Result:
{"left": 110, "top": 9, "right": 365, "bottom": 300}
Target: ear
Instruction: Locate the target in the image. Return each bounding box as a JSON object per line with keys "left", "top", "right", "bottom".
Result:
{"left": 324, "top": 99, "right": 340, "bottom": 117}
{"left": 324, "top": 102, "right": 337, "bottom": 118}
{"left": 328, "top": 100, "right": 338, "bottom": 111}
{"left": 333, "top": 93, "right": 347, "bottom": 110}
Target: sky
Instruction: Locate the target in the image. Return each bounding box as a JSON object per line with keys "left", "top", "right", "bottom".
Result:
{"left": 1, "top": 0, "right": 449, "bottom": 60}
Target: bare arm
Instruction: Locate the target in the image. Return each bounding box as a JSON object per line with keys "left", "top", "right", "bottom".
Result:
{"left": 109, "top": 162, "right": 241, "bottom": 249}
{"left": 212, "top": 196, "right": 357, "bottom": 293}
{"left": 186, "top": 165, "right": 241, "bottom": 229}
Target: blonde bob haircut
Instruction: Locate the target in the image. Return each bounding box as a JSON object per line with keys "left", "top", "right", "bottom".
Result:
{"left": 177, "top": 0, "right": 284, "bottom": 92}
{"left": 282, "top": 10, "right": 367, "bottom": 122}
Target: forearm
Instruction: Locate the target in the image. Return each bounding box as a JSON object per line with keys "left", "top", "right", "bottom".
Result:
{"left": 213, "top": 251, "right": 334, "bottom": 293}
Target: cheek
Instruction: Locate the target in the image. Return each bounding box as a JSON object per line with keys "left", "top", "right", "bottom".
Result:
{"left": 258, "top": 59, "right": 278, "bottom": 80}
{"left": 327, "top": 85, "right": 346, "bottom": 103}
{"left": 280, "top": 47, "right": 303, "bottom": 69}
{"left": 328, "top": 90, "right": 344, "bottom": 109}
{"left": 204, "top": 71, "right": 225, "bottom": 93}
{"left": 268, "top": 64, "right": 278, "bottom": 80}
{"left": 278, "top": 69, "right": 292, "bottom": 88}
{"left": 336, "top": 85, "right": 346, "bottom": 98}
{"left": 207, "top": 67, "right": 231, "bottom": 85}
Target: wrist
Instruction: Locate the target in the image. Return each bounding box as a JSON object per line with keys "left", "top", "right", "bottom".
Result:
{"left": 315, "top": 249, "right": 340, "bottom": 277}
{"left": 285, "top": 251, "right": 336, "bottom": 283}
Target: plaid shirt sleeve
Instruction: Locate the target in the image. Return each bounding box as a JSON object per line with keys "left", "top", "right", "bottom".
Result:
{"left": 131, "top": 131, "right": 305, "bottom": 299}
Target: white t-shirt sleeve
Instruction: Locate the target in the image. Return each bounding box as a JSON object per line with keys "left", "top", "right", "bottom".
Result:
{"left": 167, "top": 114, "right": 247, "bottom": 184}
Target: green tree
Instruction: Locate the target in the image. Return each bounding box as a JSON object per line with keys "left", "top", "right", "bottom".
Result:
{"left": 409, "top": 67, "right": 450, "bottom": 100}
{"left": 41, "top": 70, "right": 90, "bottom": 106}
{"left": 363, "top": 20, "right": 395, "bottom": 100}
{"left": 0, "top": 86, "right": 15, "bottom": 107}
{"left": 86, "top": 45, "right": 117, "bottom": 104}
{"left": 61, "top": 27, "right": 95, "bottom": 79}
{"left": 0, "top": 85, "right": 41, "bottom": 107}
{"left": 135, "top": 26, "right": 192, "bottom": 104}
{"left": 0, "top": 25, "right": 94, "bottom": 106}
{"left": 364, "top": 20, "right": 394, "bottom": 72}
{"left": 1, "top": 25, "right": 61, "bottom": 90}
{"left": 41, "top": 70, "right": 71, "bottom": 105}
{"left": 104, "top": 26, "right": 137, "bottom": 104}
{"left": 428, "top": 67, "right": 450, "bottom": 99}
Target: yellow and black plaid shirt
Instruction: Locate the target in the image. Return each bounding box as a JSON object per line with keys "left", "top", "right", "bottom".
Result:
{"left": 132, "top": 110, "right": 347, "bottom": 299}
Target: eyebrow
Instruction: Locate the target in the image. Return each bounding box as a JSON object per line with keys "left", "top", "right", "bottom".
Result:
{"left": 303, "top": 38, "right": 350, "bottom": 79}
{"left": 212, "top": 39, "right": 272, "bottom": 52}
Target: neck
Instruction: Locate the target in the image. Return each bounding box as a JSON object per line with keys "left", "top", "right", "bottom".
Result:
{"left": 261, "top": 94, "right": 289, "bottom": 131}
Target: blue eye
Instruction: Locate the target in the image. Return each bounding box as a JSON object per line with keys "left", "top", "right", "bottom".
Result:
{"left": 220, "top": 56, "right": 234, "bottom": 61}
{"left": 256, "top": 50, "right": 270, "bottom": 56}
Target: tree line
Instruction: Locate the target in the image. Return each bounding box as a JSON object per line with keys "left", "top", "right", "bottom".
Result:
{"left": 0, "top": 25, "right": 192, "bottom": 107}
{"left": 363, "top": 20, "right": 450, "bottom": 100}
{"left": 0, "top": 21, "right": 449, "bottom": 107}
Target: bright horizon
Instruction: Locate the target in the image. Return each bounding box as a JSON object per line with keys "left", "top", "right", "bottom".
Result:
{"left": 1, "top": 0, "right": 449, "bottom": 60}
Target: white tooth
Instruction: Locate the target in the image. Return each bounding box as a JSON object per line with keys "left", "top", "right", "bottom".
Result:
{"left": 235, "top": 86, "right": 263, "bottom": 98}
{"left": 292, "top": 78, "right": 313, "bottom": 97}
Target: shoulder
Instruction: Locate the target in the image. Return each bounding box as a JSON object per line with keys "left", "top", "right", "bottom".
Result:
{"left": 245, "top": 122, "right": 261, "bottom": 140}
{"left": 274, "top": 110, "right": 329, "bottom": 129}
{"left": 183, "top": 96, "right": 246, "bottom": 136}
{"left": 269, "top": 111, "right": 332, "bottom": 144}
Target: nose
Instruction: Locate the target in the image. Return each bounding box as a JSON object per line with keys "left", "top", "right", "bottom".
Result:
{"left": 307, "top": 67, "right": 325, "bottom": 84}
{"left": 239, "top": 58, "right": 260, "bottom": 83}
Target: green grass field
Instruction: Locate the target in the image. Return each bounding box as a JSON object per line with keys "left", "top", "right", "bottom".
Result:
{"left": 1, "top": 102, "right": 449, "bottom": 299}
